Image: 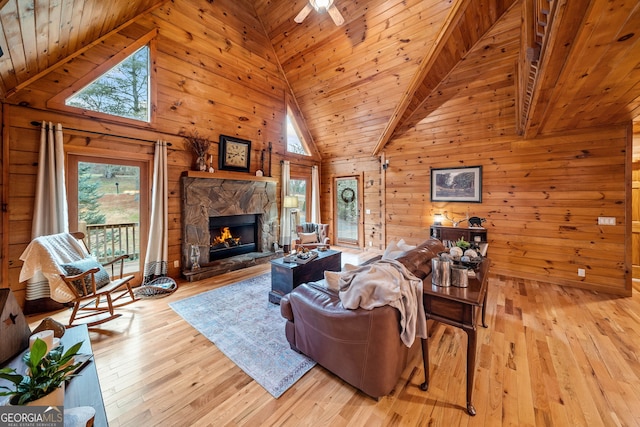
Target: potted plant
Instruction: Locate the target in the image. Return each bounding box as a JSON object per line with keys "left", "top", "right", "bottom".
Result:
{"left": 0, "top": 338, "right": 83, "bottom": 406}
{"left": 455, "top": 237, "right": 471, "bottom": 250}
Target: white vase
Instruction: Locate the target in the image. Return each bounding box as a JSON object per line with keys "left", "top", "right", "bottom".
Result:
{"left": 11, "top": 382, "right": 65, "bottom": 407}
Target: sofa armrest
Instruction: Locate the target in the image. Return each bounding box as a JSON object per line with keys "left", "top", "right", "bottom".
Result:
{"left": 280, "top": 294, "right": 294, "bottom": 321}
{"left": 395, "top": 238, "right": 445, "bottom": 279}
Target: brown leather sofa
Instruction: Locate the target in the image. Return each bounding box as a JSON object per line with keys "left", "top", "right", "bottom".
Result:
{"left": 280, "top": 238, "right": 445, "bottom": 398}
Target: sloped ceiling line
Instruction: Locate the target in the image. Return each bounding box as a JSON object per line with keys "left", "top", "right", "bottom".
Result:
{"left": 372, "top": 0, "right": 517, "bottom": 156}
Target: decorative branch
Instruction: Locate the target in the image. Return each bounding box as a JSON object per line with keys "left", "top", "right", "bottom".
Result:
{"left": 185, "top": 132, "right": 211, "bottom": 157}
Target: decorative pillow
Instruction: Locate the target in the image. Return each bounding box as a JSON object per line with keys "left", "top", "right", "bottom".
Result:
{"left": 396, "top": 239, "right": 416, "bottom": 252}
{"left": 382, "top": 238, "right": 417, "bottom": 260}
{"left": 60, "top": 258, "right": 110, "bottom": 296}
{"left": 299, "top": 232, "right": 319, "bottom": 244}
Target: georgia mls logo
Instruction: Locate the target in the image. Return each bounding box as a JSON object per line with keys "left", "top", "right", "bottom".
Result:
{"left": 0, "top": 405, "right": 63, "bottom": 427}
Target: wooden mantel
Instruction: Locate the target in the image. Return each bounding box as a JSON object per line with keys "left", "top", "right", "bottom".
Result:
{"left": 184, "top": 170, "right": 278, "bottom": 183}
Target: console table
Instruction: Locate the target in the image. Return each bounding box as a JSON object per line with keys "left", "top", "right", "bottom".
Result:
{"left": 429, "top": 225, "right": 487, "bottom": 242}
{"left": 269, "top": 249, "right": 341, "bottom": 304}
{"left": 0, "top": 325, "right": 108, "bottom": 426}
{"left": 420, "top": 259, "right": 490, "bottom": 416}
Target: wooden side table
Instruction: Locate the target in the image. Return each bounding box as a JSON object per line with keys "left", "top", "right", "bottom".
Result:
{"left": 269, "top": 249, "right": 341, "bottom": 304}
{"left": 420, "top": 259, "right": 490, "bottom": 416}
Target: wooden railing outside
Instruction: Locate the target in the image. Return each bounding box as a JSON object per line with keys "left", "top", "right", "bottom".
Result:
{"left": 81, "top": 222, "right": 140, "bottom": 265}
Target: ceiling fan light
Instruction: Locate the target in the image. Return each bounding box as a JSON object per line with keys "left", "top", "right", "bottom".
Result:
{"left": 310, "top": 0, "right": 333, "bottom": 12}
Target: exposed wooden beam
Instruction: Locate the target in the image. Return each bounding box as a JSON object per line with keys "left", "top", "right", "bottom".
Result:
{"left": 393, "top": 0, "right": 520, "bottom": 140}
{"left": 372, "top": 0, "right": 517, "bottom": 156}
{"left": 4, "top": 0, "right": 168, "bottom": 99}
{"left": 372, "top": 0, "right": 469, "bottom": 156}
{"left": 521, "top": 0, "right": 595, "bottom": 138}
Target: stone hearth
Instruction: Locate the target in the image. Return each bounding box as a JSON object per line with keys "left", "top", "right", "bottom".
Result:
{"left": 181, "top": 172, "right": 279, "bottom": 281}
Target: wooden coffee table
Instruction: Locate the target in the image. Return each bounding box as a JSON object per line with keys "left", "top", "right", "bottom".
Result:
{"left": 268, "top": 249, "right": 341, "bottom": 304}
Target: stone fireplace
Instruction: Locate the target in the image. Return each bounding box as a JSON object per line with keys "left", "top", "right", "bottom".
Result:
{"left": 181, "top": 173, "right": 279, "bottom": 281}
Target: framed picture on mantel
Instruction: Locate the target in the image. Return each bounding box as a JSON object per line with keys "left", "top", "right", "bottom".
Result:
{"left": 430, "top": 166, "right": 482, "bottom": 203}
{"left": 219, "top": 135, "right": 251, "bottom": 172}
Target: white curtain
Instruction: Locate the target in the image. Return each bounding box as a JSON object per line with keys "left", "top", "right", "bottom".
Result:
{"left": 143, "top": 140, "right": 169, "bottom": 284}
{"left": 311, "top": 165, "right": 321, "bottom": 223}
{"left": 280, "top": 160, "right": 291, "bottom": 248}
{"left": 32, "top": 122, "right": 68, "bottom": 237}
{"left": 26, "top": 122, "right": 69, "bottom": 307}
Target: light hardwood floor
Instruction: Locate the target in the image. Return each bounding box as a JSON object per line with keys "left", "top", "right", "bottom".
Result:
{"left": 26, "top": 248, "right": 640, "bottom": 426}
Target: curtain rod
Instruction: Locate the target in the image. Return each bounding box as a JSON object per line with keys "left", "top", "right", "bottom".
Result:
{"left": 30, "top": 121, "right": 172, "bottom": 146}
{"left": 280, "top": 159, "right": 317, "bottom": 169}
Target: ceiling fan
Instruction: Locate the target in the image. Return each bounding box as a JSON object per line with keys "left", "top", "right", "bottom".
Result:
{"left": 295, "top": 0, "right": 345, "bottom": 26}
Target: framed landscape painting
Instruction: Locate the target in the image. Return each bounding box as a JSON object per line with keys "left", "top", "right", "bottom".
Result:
{"left": 430, "top": 166, "right": 482, "bottom": 203}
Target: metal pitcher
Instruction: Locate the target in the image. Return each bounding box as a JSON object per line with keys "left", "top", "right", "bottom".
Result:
{"left": 451, "top": 265, "right": 469, "bottom": 287}
{"left": 431, "top": 257, "right": 452, "bottom": 287}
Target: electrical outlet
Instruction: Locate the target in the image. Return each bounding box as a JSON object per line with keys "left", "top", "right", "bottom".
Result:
{"left": 369, "top": 241, "right": 373, "bottom": 247}
{"left": 365, "top": 209, "right": 371, "bottom": 214}
{"left": 173, "top": 260, "right": 180, "bottom": 268}
{"left": 577, "top": 268, "right": 585, "bottom": 277}
{"left": 597, "top": 217, "right": 616, "bottom": 225}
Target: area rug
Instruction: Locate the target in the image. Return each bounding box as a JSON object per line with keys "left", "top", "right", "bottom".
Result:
{"left": 169, "top": 273, "right": 316, "bottom": 398}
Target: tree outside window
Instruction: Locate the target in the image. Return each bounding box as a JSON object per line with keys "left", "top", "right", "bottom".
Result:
{"left": 66, "top": 45, "right": 150, "bottom": 122}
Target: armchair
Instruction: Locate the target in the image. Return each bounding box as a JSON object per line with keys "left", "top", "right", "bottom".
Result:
{"left": 294, "top": 222, "right": 330, "bottom": 249}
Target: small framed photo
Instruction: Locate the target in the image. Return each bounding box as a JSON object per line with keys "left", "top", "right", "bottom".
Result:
{"left": 431, "top": 166, "right": 482, "bottom": 203}
{"left": 219, "top": 135, "right": 251, "bottom": 172}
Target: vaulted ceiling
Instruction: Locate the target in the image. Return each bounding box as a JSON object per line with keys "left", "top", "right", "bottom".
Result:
{"left": 1, "top": 0, "right": 639, "bottom": 159}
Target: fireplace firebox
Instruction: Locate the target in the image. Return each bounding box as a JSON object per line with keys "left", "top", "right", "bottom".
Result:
{"left": 209, "top": 214, "right": 259, "bottom": 261}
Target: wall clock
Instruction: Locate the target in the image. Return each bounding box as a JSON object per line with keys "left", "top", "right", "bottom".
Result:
{"left": 219, "top": 135, "right": 251, "bottom": 172}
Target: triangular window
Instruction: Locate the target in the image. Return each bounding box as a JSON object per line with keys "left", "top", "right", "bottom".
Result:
{"left": 286, "top": 109, "right": 310, "bottom": 156}
{"left": 65, "top": 45, "right": 150, "bottom": 122}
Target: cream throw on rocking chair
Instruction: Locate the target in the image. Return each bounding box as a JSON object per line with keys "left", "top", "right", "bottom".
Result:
{"left": 20, "top": 233, "right": 90, "bottom": 303}
{"left": 19, "top": 232, "right": 137, "bottom": 326}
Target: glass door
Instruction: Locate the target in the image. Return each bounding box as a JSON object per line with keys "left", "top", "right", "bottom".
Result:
{"left": 67, "top": 155, "right": 148, "bottom": 281}
{"left": 335, "top": 176, "right": 360, "bottom": 246}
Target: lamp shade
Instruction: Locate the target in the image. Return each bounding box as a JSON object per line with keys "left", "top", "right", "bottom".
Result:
{"left": 283, "top": 195, "right": 299, "bottom": 208}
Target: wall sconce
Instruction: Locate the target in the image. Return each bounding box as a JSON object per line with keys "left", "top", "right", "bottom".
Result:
{"left": 382, "top": 159, "right": 389, "bottom": 170}
{"left": 434, "top": 213, "right": 443, "bottom": 225}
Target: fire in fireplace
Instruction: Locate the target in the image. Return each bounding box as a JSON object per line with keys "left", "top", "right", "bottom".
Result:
{"left": 209, "top": 214, "right": 259, "bottom": 261}
{"left": 211, "top": 227, "right": 241, "bottom": 247}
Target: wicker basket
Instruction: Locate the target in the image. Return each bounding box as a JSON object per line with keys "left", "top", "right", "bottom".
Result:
{"left": 134, "top": 277, "right": 178, "bottom": 298}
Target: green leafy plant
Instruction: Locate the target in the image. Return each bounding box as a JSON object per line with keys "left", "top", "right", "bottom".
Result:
{"left": 0, "top": 338, "right": 83, "bottom": 405}
{"left": 455, "top": 237, "right": 471, "bottom": 250}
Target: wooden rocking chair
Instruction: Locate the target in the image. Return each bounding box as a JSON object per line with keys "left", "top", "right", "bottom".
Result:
{"left": 59, "top": 232, "right": 137, "bottom": 327}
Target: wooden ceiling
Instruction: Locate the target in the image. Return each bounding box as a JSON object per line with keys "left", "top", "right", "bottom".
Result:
{"left": 1, "top": 0, "right": 639, "bottom": 159}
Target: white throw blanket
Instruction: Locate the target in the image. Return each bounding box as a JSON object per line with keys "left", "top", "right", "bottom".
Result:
{"left": 324, "top": 259, "right": 427, "bottom": 347}
{"left": 19, "top": 233, "right": 90, "bottom": 303}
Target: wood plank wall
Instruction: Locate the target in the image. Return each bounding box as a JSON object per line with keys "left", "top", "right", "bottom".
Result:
{"left": 384, "top": 124, "right": 631, "bottom": 295}
{"left": 632, "top": 122, "right": 640, "bottom": 282}
{"left": 0, "top": 0, "right": 320, "bottom": 308}
{"left": 0, "top": 0, "right": 632, "bottom": 305}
